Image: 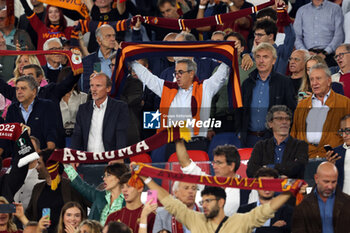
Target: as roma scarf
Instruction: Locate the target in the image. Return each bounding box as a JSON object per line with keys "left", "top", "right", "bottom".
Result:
{"left": 111, "top": 41, "right": 242, "bottom": 108}
{"left": 46, "top": 127, "right": 191, "bottom": 190}
{"left": 70, "top": 0, "right": 273, "bottom": 47}
{"left": 0, "top": 50, "right": 83, "bottom": 75}
{"left": 130, "top": 163, "right": 306, "bottom": 196}
{"left": 37, "top": 0, "right": 90, "bottom": 19}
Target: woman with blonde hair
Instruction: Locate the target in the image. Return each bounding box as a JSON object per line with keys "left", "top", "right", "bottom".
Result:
{"left": 12, "top": 55, "right": 43, "bottom": 81}
{"left": 0, "top": 196, "right": 22, "bottom": 233}
{"left": 76, "top": 220, "right": 102, "bottom": 233}
{"left": 298, "top": 55, "right": 329, "bottom": 101}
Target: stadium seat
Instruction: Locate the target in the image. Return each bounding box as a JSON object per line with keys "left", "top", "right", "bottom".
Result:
{"left": 207, "top": 132, "right": 241, "bottom": 160}
{"left": 236, "top": 148, "right": 253, "bottom": 178}
{"left": 162, "top": 150, "right": 210, "bottom": 192}
{"left": 129, "top": 153, "right": 152, "bottom": 163}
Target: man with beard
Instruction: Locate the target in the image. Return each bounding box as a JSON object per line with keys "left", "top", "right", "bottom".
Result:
{"left": 292, "top": 162, "right": 350, "bottom": 233}
{"left": 139, "top": 173, "right": 296, "bottom": 233}
{"left": 238, "top": 167, "right": 294, "bottom": 233}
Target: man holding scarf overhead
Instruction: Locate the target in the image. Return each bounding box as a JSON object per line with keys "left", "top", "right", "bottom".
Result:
{"left": 130, "top": 58, "right": 230, "bottom": 139}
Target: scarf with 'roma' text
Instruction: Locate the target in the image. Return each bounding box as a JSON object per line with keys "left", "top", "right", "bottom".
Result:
{"left": 0, "top": 50, "right": 83, "bottom": 75}
{"left": 111, "top": 41, "right": 242, "bottom": 109}
{"left": 46, "top": 127, "right": 191, "bottom": 190}
{"left": 70, "top": 0, "right": 273, "bottom": 47}
{"left": 129, "top": 163, "right": 306, "bottom": 197}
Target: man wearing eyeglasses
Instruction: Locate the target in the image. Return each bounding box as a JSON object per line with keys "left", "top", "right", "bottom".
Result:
{"left": 175, "top": 139, "right": 249, "bottom": 216}
{"left": 247, "top": 105, "right": 308, "bottom": 179}
{"left": 326, "top": 114, "right": 350, "bottom": 195}
{"left": 131, "top": 57, "right": 230, "bottom": 139}
{"left": 291, "top": 63, "right": 350, "bottom": 159}
{"left": 331, "top": 44, "right": 350, "bottom": 98}
{"left": 288, "top": 50, "right": 310, "bottom": 95}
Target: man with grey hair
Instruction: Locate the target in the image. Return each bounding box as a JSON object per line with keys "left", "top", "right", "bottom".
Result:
{"left": 247, "top": 105, "right": 308, "bottom": 179}
{"left": 332, "top": 44, "right": 350, "bottom": 98}
{"left": 291, "top": 63, "right": 350, "bottom": 158}
{"left": 160, "top": 32, "right": 220, "bottom": 83}
{"left": 42, "top": 38, "right": 63, "bottom": 83}
{"left": 289, "top": 49, "right": 310, "bottom": 95}
{"left": 239, "top": 42, "right": 297, "bottom": 147}
{"left": 5, "top": 75, "right": 58, "bottom": 151}
{"left": 81, "top": 24, "right": 116, "bottom": 93}
{"left": 153, "top": 181, "right": 199, "bottom": 233}
{"left": 131, "top": 57, "right": 230, "bottom": 139}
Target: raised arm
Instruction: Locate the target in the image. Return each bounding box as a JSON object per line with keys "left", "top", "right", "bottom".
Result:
{"left": 19, "top": 0, "right": 34, "bottom": 16}
{"left": 82, "top": 0, "right": 94, "bottom": 12}
{"left": 269, "top": 191, "right": 292, "bottom": 211}
{"left": 131, "top": 61, "right": 164, "bottom": 97}
{"left": 116, "top": 0, "right": 126, "bottom": 16}
{"left": 175, "top": 139, "right": 191, "bottom": 168}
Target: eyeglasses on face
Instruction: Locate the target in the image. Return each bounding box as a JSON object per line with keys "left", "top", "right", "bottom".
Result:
{"left": 211, "top": 160, "right": 226, "bottom": 166}
{"left": 338, "top": 128, "right": 350, "bottom": 137}
{"left": 254, "top": 32, "right": 267, "bottom": 38}
{"left": 273, "top": 116, "right": 291, "bottom": 122}
{"left": 334, "top": 52, "right": 350, "bottom": 60}
{"left": 173, "top": 70, "right": 191, "bottom": 77}
{"left": 199, "top": 198, "right": 218, "bottom": 205}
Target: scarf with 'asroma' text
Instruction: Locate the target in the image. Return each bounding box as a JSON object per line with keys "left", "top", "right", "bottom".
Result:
{"left": 70, "top": 0, "right": 273, "bottom": 47}
{"left": 46, "top": 127, "right": 191, "bottom": 190}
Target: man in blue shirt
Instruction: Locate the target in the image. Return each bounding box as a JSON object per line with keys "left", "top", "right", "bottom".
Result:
{"left": 292, "top": 162, "right": 350, "bottom": 233}
{"left": 239, "top": 43, "right": 297, "bottom": 147}
{"left": 294, "top": 0, "right": 344, "bottom": 67}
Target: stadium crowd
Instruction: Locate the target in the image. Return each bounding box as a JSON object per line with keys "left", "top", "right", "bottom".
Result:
{"left": 0, "top": 0, "right": 350, "bottom": 232}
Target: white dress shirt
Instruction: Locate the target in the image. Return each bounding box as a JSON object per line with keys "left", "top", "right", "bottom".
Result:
{"left": 87, "top": 97, "right": 108, "bottom": 152}
{"left": 131, "top": 62, "right": 230, "bottom": 137}
{"left": 306, "top": 91, "right": 330, "bottom": 144}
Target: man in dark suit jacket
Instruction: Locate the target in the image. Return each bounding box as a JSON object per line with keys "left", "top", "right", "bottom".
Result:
{"left": 247, "top": 105, "right": 308, "bottom": 179}
{"left": 26, "top": 150, "right": 89, "bottom": 233}
{"left": 292, "top": 162, "right": 350, "bottom": 233}
{"left": 238, "top": 43, "right": 297, "bottom": 147}
{"left": 5, "top": 75, "right": 58, "bottom": 151}
{"left": 327, "top": 114, "right": 350, "bottom": 195}
{"left": 0, "top": 64, "right": 80, "bottom": 149}
{"left": 238, "top": 167, "right": 294, "bottom": 233}
{"left": 71, "top": 72, "right": 128, "bottom": 152}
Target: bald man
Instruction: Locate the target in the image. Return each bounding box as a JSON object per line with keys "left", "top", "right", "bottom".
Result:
{"left": 292, "top": 162, "right": 350, "bottom": 233}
